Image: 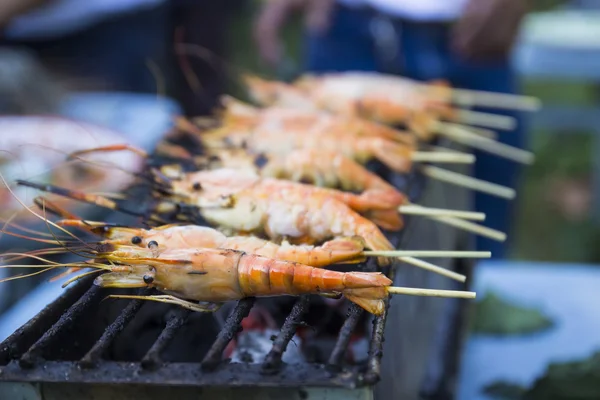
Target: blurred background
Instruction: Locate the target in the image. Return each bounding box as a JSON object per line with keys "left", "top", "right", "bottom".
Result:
{"left": 0, "top": 0, "right": 599, "bottom": 399}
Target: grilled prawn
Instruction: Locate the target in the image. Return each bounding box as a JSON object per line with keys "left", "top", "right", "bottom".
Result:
{"left": 165, "top": 166, "right": 402, "bottom": 231}
{"left": 186, "top": 147, "right": 403, "bottom": 199}
{"left": 243, "top": 73, "right": 537, "bottom": 140}
{"left": 94, "top": 247, "right": 394, "bottom": 315}
{"left": 59, "top": 220, "right": 368, "bottom": 267}
{"left": 211, "top": 96, "right": 414, "bottom": 145}
{"left": 242, "top": 73, "right": 444, "bottom": 135}
{"left": 196, "top": 99, "right": 417, "bottom": 174}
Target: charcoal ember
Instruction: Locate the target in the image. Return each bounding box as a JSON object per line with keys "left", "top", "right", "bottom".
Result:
{"left": 230, "top": 329, "right": 305, "bottom": 365}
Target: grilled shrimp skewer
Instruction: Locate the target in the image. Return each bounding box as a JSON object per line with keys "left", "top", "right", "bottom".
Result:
{"left": 244, "top": 72, "right": 539, "bottom": 125}
{"left": 62, "top": 221, "right": 370, "bottom": 266}
{"left": 0, "top": 246, "right": 477, "bottom": 315}
{"left": 90, "top": 247, "right": 476, "bottom": 315}
{"left": 293, "top": 72, "right": 540, "bottom": 112}
{"left": 243, "top": 74, "right": 536, "bottom": 164}
{"left": 61, "top": 142, "right": 488, "bottom": 223}
{"left": 53, "top": 219, "right": 488, "bottom": 282}
{"left": 194, "top": 147, "right": 401, "bottom": 195}
{"left": 210, "top": 95, "right": 415, "bottom": 145}
{"left": 173, "top": 148, "right": 486, "bottom": 221}
{"left": 162, "top": 168, "right": 405, "bottom": 236}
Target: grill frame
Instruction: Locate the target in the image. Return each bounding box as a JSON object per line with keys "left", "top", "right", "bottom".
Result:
{"left": 0, "top": 116, "right": 447, "bottom": 392}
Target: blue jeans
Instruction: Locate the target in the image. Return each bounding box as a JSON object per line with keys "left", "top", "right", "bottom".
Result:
{"left": 304, "top": 5, "right": 527, "bottom": 259}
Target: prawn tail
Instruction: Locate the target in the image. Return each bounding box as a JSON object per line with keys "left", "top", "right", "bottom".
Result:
{"left": 343, "top": 286, "right": 389, "bottom": 315}
{"left": 15, "top": 180, "right": 158, "bottom": 223}
{"left": 360, "top": 188, "right": 406, "bottom": 209}
{"left": 219, "top": 95, "right": 259, "bottom": 125}
{"left": 317, "top": 236, "right": 367, "bottom": 265}
{"left": 241, "top": 74, "right": 289, "bottom": 106}
{"left": 363, "top": 208, "right": 404, "bottom": 231}
{"left": 370, "top": 140, "right": 414, "bottom": 174}
{"left": 358, "top": 224, "right": 395, "bottom": 266}
{"left": 408, "top": 111, "right": 437, "bottom": 140}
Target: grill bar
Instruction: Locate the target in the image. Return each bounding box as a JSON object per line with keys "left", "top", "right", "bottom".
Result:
{"left": 0, "top": 275, "right": 92, "bottom": 366}
{"left": 18, "top": 285, "right": 101, "bottom": 368}
{"left": 261, "top": 295, "right": 310, "bottom": 374}
{"left": 364, "top": 300, "right": 390, "bottom": 385}
{"left": 0, "top": 360, "right": 364, "bottom": 387}
{"left": 141, "top": 308, "right": 191, "bottom": 370}
{"left": 201, "top": 298, "right": 255, "bottom": 371}
{"left": 327, "top": 304, "right": 364, "bottom": 370}
{"left": 79, "top": 289, "right": 150, "bottom": 369}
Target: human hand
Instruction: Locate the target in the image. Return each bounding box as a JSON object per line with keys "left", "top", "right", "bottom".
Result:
{"left": 253, "top": 0, "right": 335, "bottom": 68}
{"left": 451, "top": 0, "right": 529, "bottom": 62}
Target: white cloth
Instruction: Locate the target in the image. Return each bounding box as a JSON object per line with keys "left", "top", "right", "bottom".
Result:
{"left": 337, "top": 0, "right": 469, "bottom": 21}
{"left": 4, "top": 0, "right": 166, "bottom": 40}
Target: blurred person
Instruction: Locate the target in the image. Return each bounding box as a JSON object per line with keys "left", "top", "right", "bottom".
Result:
{"left": 169, "top": 0, "right": 245, "bottom": 116}
{"left": 0, "top": 0, "right": 170, "bottom": 94}
{"left": 254, "top": 0, "right": 529, "bottom": 259}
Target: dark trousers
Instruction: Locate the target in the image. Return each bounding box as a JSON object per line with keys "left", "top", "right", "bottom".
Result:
{"left": 2, "top": 3, "right": 171, "bottom": 94}
{"left": 304, "top": 5, "right": 528, "bottom": 259}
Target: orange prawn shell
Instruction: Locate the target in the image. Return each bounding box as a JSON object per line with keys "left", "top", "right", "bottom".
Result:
{"left": 105, "top": 248, "right": 391, "bottom": 303}
{"left": 127, "top": 248, "right": 244, "bottom": 302}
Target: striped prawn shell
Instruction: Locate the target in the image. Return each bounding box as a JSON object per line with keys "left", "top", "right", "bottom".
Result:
{"left": 236, "top": 254, "right": 391, "bottom": 298}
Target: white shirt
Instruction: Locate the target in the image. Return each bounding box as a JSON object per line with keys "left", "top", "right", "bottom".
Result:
{"left": 337, "top": 0, "right": 469, "bottom": 22}
{"left": 5, "top": 0, "right": 166, "bottom": 40}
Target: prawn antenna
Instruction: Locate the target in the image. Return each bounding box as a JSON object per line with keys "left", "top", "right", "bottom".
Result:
{"left": 65, "top": 144, "right": 188, "bottom": 189}
{"left": 0, "top": 172, "right": 94, "bottom": 250}
{"left": 17, "top": 180, "right": 143, "bottom": 218}
{"left": 0, "top": 253, "right": 109, "bottom": 284}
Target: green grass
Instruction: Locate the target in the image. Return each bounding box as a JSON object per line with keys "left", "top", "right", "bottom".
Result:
{"left": 512, "top": 79, "right": 599, "bottom": 262}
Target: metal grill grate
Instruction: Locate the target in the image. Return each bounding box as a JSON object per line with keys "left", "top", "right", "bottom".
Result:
{"left": 0, "top": 209, "right": 412, "bottom": 389}
{"left": 0, "top": 245, "right": 404, "bottom": 388}
{"left": 0, "top": 128, "right": 423, "bottom": 389}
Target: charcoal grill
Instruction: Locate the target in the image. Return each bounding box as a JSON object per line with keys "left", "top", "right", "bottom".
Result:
{"left": 0, "top": 130, "right": 474, "bottom": 400}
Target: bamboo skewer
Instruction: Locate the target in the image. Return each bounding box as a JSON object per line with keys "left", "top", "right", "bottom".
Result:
{"left": 435, "top": 122, "right": 534, "bottom": 165}
{"left": 411, "top": 151, "right": 475, "bottom": 164}
{"left": 427, "top": 145, "right": 473, "bottom": 155}
{"left": 399, "top": 257, "right": 467, "bottom": 283}
{"left": 363, "top": 251, "right": 487, "bottom": 282}
{"left": 432, "top": 216, "right": 507, "bottom": 242}
{"left": 450, "top": 124, "right": 498, "bottom": 140}
{"left": 399, "top": 204, "right": 485, "bottom": 221}
{"left": 452, "top": 109, "right": 516, "bottom": 130}
{"left": 397, "top": 256, "right": 466, "bottom": 282}
{"left": 449, "top": 88, "right": 542, "bottom": 111}
{"left": 387, "top": 286, "right": 476, "bottom": 299}
{"left": 421, "top": 165, "right": 516, "bottom": 200}
{"left": 363, "top": 250, "right": 490, "bottom": 258}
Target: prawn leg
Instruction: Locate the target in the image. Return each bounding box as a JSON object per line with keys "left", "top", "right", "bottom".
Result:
{"left": 318, "top": 292, "right": 343, "bottom": 299}
{"left": 68, "top": 144, "right": 148, "bottom": 160}
{"left": 106, "top": 294, "right": 223, "bottom": 313}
